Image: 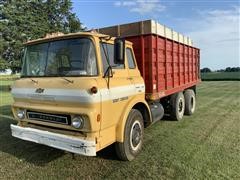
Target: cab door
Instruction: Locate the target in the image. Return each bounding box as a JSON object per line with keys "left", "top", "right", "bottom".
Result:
{"left": 97, "top": 42, "right": 134, "bottom": 148}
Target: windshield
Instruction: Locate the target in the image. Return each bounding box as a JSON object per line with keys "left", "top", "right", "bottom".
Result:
{"left": 21, "top": 38, "right": 97, "bottom": 77}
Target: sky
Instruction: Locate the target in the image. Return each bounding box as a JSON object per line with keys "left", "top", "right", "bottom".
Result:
{"left": 72, "top": 0, "right": 240, "bottom": 70}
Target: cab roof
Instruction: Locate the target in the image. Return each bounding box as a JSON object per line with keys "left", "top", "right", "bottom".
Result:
{"left": 24, "top": 31, "right": 133, "bottom": 46}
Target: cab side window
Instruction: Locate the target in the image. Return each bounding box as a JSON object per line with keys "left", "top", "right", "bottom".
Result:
{"left": 100, "top": 42, "right": 124, "bottom": 73}
{"left": 126, "top": 48, "right": 136, "bottom": 69}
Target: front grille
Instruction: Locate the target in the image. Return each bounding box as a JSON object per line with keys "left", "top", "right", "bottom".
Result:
{"left": 27, "top": 110, "right": 71, "bottom": 125}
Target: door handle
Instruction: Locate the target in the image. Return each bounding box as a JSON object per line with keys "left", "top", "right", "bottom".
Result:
{"left": 127, "top": 77, "right": 133, "bottom": 80}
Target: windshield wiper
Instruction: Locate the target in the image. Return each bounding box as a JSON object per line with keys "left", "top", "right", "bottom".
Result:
{"left": 30, "top": 78, "right": 38, "bottom": 84}
{"left": 28, "top": 76, "right": 72, "bottom": 84}
{"left": 61, "top": 77, "right": 74, "bottom": 83}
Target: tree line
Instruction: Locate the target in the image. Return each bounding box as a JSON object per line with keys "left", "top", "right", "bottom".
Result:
{"left": 0, "top": 0, "right": 84, "bottom": 71}
{"left": 201, "top": 67, "right": 240, "bottom": 73}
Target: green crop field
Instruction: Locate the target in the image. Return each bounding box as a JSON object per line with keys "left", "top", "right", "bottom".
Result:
{"left": 0, "top": 78, "right": 240, "bottom": 179}
{"left": 201, "top": 72, "right": 240, "bottom": 81}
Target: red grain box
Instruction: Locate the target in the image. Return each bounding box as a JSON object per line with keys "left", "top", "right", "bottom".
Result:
{"left": 98, "top": 20, "right": 200, "bottom": 100}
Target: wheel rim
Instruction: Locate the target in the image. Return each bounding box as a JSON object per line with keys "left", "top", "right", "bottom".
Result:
{"left": 190, "top": 96, "right": 195, "bottom": 112}
{"left": 178, "top": 99, "right": 183, "bottom": 113}
{"left": 130, "top": 121, "right": 142, "bottom": 151}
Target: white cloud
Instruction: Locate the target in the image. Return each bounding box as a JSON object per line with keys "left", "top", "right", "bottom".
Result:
{"left": 114, "top": 1, "right": 135, "bottom": 6}
{"left": 177, "top": 7, "right": 240, "bottom": 70}
{"left": 114, "top": 0, "right": 166, "bottom": 15}
{"left": 114, "top": 1, "right": 239, "bottom": 70}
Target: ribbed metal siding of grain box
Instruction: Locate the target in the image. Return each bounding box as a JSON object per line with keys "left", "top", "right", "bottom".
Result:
{"left": 97, "top": 20, "right": 200, "bottom": 100}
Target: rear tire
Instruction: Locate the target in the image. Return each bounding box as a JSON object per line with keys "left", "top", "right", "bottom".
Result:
{"left": 115, "top": 109, "right": 144, "bottom": 161}
{"left": 170, "top": 92, "right": 185, "bottom": 121}
{"left": 184, "top": 89, "right": 196, "bottom": 115}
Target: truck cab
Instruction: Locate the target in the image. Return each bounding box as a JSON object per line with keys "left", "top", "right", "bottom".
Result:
{"left": 11, "top": 32, "right": 151, "bottom": 161}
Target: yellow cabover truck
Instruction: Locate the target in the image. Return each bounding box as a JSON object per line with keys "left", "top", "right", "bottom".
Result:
{"left": 11, "top": 20, "right": 200, "bottom": 161}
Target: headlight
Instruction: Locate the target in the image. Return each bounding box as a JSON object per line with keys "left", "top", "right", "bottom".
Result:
{"left": 71, "top": 116, "right": 84, "bottom": 129}
{"left": 17, "top": 109, "right": 25, "bottom": 119}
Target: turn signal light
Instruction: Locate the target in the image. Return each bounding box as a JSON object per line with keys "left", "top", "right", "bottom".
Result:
{"left": 90, "top": 86, "right": 98, "bottom": 94}
{"left": 97, "top": 114, "right": 101, "bottom": 122}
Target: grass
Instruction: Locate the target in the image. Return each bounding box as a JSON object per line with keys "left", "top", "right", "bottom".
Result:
{"left": 0, "top": 78, "right": 240, "bottom": 179}
{"left": 0, "top": 74, "right": 20, "bottom": 80}
{"left": 201, "top": 72, "right": 240, "bottom": 81}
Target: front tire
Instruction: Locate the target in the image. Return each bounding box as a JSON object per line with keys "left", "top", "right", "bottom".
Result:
{"left": 170, "top": 92, "right": 185, "bottom": 121}
{"left": 115, "top": 109, "right": 144, "bottom": 161}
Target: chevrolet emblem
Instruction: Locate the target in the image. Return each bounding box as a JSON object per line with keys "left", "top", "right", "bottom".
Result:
{"left": 35, "top": 88, "right": 44, "bottom": 93}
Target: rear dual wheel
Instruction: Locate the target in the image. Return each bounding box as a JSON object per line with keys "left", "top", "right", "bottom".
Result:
{"left": 184, "top": 89, "right": 196, "bottom": 115}
{"left": 170, "top": 92, "right": 185, "bottom": 121}
{"left": 170, "top": 90, "right": 196, "bottom": 120}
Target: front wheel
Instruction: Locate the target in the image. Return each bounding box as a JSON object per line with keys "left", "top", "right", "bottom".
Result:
{"left": 115, "top": 109, "right": 144, "bottom": 161}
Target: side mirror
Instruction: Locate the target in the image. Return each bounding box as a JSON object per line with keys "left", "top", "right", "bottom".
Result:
{"left": 114, "top": 38, "right": 125, "bottom": 65}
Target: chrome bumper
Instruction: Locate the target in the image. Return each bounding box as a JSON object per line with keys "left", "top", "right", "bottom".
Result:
{"left": 10, "top": 124, "right": 96, "bottom": 156}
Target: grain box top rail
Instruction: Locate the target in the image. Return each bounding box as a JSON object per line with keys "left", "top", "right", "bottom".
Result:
{"left": 97, "top": 19, "right": 194, "bottom": 47}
